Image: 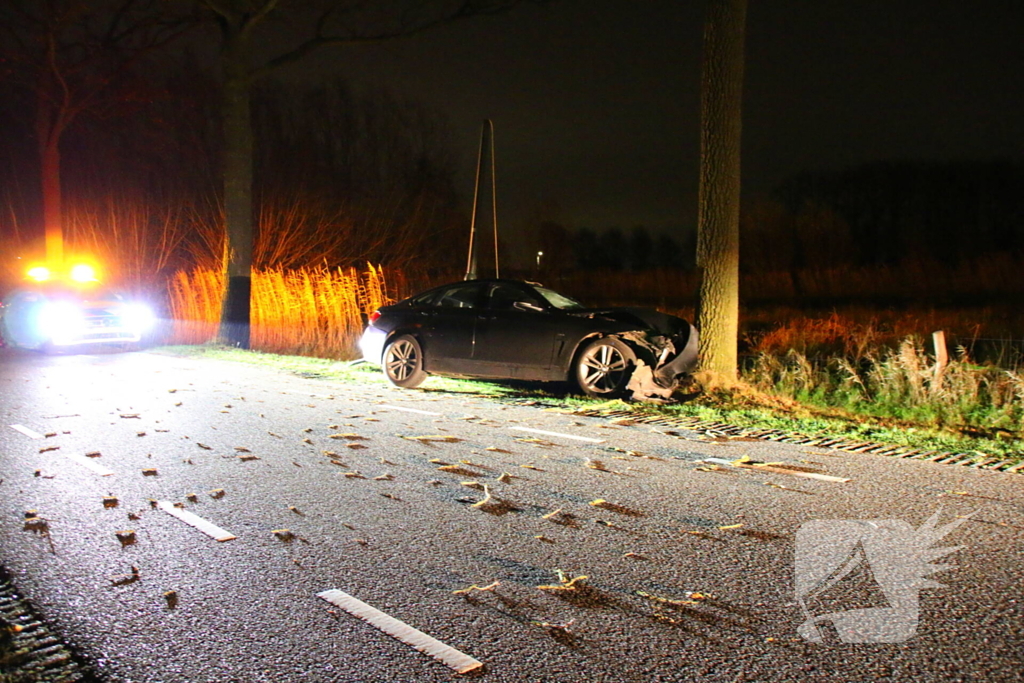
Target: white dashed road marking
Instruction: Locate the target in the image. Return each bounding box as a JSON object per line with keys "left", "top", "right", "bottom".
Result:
{"left": 64, "top": 453, "right": 114, "bottom": 476}
{"left": 9, "top": 424, "right": 44, "bottom": 439}
{"left": 508, "top": 426, "right": 605, "bottom": 444}
{"left": 157, "top": 501, "right": 237, "bottom": 542}
{"left": 317, "top": 589, "right": 483, "bottom": 674}
{"left": 379, "top": 405, "right": 443, "bottom": 416}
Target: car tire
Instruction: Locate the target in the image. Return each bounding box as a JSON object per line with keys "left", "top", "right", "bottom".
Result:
{"left": 382, "top": 334, "right": 427, "bottom": 388}
{"left": 573, "top": 337, "right": 636, "bottom": 398}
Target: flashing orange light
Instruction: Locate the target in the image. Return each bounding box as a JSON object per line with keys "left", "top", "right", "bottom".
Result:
{"left": 69, "top": 263, "right": 97, "bottom": 283}
{"left": 27, "top": 266, "right": 51, "bottom": 282}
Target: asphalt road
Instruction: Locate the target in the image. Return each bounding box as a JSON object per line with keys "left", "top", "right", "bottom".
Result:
{"left": 1, "top": 347, "right": 1022, "bottom": 682}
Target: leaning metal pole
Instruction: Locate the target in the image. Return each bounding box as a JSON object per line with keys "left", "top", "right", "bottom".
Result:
{"left": 488, "top": 120, "right": 499, "bottom": 279}
{"left": 465, "top": 121, "right": 486, "bottom": 281}
{"left": 465, "top": 120, "right": 499, "bottom": 280}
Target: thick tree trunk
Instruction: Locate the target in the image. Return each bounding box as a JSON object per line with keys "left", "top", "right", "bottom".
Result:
{"left": 40, "top": 136, "right": 63, "bottom": 268}
{"left": 218, "top": 31, "right": 254, "bottom": 348}
{"left": 696, "top": 0, "right": 746, "bottom": 382}
{"left": 37, "top": 80, "right": 64, "bottom": 268}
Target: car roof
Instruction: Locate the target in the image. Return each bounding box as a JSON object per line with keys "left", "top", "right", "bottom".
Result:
{"left": 432, "top": 278, "right": 543, "bottom": 288}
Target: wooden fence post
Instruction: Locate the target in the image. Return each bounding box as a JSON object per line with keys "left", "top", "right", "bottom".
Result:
{"left": 932, "top": 330, "right": 948, "bottom": 393}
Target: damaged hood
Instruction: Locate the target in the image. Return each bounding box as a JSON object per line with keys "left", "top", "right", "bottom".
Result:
{"left": 567, "top": 307, "right": 689, "bottom": 336}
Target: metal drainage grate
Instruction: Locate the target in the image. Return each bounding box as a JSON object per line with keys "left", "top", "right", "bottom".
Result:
{"left": 568, "top": 408, "right": 1024, "bottom": 474}
{"left": 0, "top": 566, "right": 98, "bottom": 682}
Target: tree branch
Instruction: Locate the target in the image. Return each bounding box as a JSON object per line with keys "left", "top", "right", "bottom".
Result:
{"left": 251, "top": 0, "right": 536, "bottom": 80}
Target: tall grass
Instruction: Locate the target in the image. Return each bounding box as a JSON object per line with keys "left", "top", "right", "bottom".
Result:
{"left": 746, "top": 336, "right": 1024, "bottom": 437}
{"left": 167, "top": 264, "right": 393, "bottom": 359}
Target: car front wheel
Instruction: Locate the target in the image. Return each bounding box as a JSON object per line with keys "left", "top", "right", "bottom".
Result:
{"left": 383, "top": 334, "right": 427, "bottom": 388}
{"left": 573, "top": 337, "right": 636, "bottom": 398}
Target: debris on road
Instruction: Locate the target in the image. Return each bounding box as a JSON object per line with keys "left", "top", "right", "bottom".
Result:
{"left": 142, "top": 468, "right": 158, "bottom": 476}
{"left": 452, "top": 581, "right": 500, "bottom": 595}
{"left": 103, "top": 496, "right": 119, "bottom": 508}
{"left": 590, "top": 499, "right": 642, "bottom": 516}
{"left": 404, "top": 434, "right": 462, "bottom": 443}
{"left": 110, "top": 566, "right": 140, "bottom": 586}
{"left": 115, "top": 530, "right": 137, "bottom": 547}
{"left": 700, "top": 456, "right": 851, "bottom": 483}
{"left": 538, "top": 570, "right": 588, "bottom": 592}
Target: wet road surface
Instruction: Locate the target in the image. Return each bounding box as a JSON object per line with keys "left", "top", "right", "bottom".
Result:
{"left": 1, "top": 348, "right": 1022, "bottom": 682}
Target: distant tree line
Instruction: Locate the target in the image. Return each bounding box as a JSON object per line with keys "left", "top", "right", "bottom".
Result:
{"left": 529, "top": 222, "right": 689, "bottom": 272}
{"left": 744, "top": 160, "right": 1024, "bottom": 273}
{"left": 0, "top": 59, "right": 462, "bottom": 290}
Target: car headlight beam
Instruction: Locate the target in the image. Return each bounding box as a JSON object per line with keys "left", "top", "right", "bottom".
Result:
{"left": 121, "top": 303, "right": 156, "bottom": 334}
{"left": 37, "top": 302, "right": 85, "bottom": 343}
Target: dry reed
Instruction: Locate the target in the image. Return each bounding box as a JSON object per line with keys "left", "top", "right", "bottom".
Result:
{"left": 166, "top": 264, "right": 393, "bottom": 359}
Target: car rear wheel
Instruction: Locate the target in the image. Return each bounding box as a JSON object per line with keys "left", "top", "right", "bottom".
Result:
{"left": 383, "top": 334, "right": 427, "bottom": 388}
{"left": 573, "top": 337, "right": 636, "bottom": 398}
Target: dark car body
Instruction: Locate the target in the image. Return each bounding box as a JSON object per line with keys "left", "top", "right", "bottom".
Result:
{"left": 360, "top": 279, "right": 697, "bottom": 398}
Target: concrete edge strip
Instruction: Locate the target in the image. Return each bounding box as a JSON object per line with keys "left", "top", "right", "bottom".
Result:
{"left": 10, "top": 424, "right": 44, "bottom": 439}
{"left": 380, "top": 404, "right": 443, "bottom": 416}
{"left": 570, "top": 408, "right": 1022, "bottom": 473}
{"left": 64, "top": 453, "right": 114, "bottom": 476}
{"left": 509, "top": 426, "right": 605, "bottom": 444}
{"left": 156, "top": 501, "right": 236, "bottom": 542}
{"left": 317, "top": 588, "right": 483, "bottom": 674}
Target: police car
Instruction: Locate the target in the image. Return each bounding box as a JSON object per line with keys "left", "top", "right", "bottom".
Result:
{"left": 0, "top": 264, "right": 155, "bottom": 351}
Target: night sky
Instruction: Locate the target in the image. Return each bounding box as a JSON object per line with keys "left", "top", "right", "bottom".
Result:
{"left": 281, "top": 0, "right": 1024, "bottom": 250}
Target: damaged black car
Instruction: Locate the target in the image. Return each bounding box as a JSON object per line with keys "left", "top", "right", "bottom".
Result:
{"left": 360, "top": 279, "right": 698, "bottom": 400}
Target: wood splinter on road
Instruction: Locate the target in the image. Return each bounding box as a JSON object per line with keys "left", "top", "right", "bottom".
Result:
{"left": 317, "top": 589, "right": 483, "bottom": 674}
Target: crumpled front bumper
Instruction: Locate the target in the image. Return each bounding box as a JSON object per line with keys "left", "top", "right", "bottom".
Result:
{"left": 624, "top": 322, "right": 699, "bottom": 401}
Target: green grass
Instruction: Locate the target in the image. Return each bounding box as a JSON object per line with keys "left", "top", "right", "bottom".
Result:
{"left": 155, "top": 344, "right": 1023, "bottom": 465}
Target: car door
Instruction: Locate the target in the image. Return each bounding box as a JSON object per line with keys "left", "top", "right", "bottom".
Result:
{"left": 419, "top": 282, "right": 487, "bottom": 374}
{"left": 472, "top": 282, "right": 561, "bottom": 380}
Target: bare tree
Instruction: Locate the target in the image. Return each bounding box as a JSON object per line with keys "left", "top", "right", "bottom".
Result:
{"left": 696, "top": 0, "right": 746, "bottom": 383}
{"left": 0, "top": 0, "right": 192, "bottom": 268}
{"left": 196, "top": 1, "right": 540, "bottom": 348}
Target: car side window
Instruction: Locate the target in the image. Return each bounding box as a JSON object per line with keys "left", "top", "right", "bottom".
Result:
{"left": 487, "top": 283, "right": 541, "bottom": 311}
{"left": 434, "top": 283, "right": 485, "bottom": 309}
{"left": 408, "top": 290, "right": 439, "bottom": 306}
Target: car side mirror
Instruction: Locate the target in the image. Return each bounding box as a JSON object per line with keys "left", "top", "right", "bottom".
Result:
{"left": 513, "top": 301, "right": 544, "bottom": 313}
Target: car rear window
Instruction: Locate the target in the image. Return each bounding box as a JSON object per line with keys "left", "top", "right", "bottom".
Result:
{"left": 433, "top": 283, "right": 485, "bottom": 309}
{"left": 488, "top": 283, "right": 542, "bottom": 310}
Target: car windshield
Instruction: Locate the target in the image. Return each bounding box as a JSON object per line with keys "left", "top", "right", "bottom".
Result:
{"left": 532, "top": 285, "right": 585, "bottom": 310}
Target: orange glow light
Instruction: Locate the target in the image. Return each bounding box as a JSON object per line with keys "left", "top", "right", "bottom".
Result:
{"left": 27, "top": 266, "right": 51, "bottom": 282}
{"left": 69, "top": 263, "right": 97, "bottom": 282}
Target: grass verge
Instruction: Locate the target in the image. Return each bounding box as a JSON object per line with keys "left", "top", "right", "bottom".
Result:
{"left": 155, "top": 344, "right": 1023, "bottom": 465}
